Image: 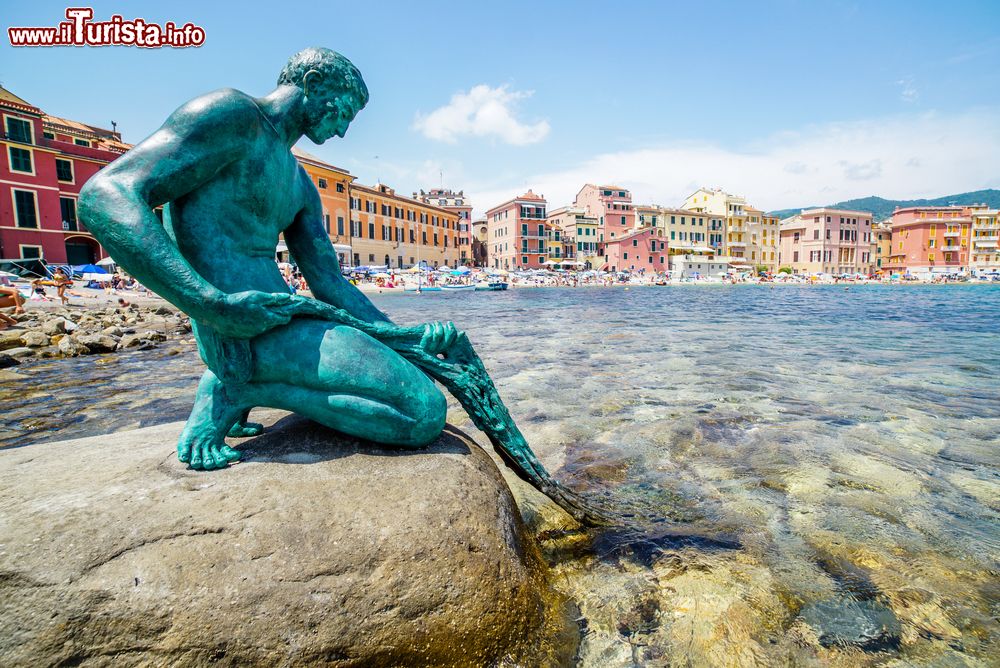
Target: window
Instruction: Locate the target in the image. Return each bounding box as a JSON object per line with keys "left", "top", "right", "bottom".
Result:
{"left": 793, "top": 251, "right": 799, "bottom": 262}
{"left": 368, "top": 222, "right": 375, "bottom": 239}
{"left": 522, "top": 256, "right": 528, "bottom": 264}
{"left": 19, "top": 245, "right": 42, "bottom": 259}
{"left": 324, "top": 214, "right": 331, "bottom": 233}
{"left": 620, "top": 216, "right": 626, "bottom": 225}
{"left": 318, "top": 178, "right": 327, "bottom": 189}
{"left": 336, "top": 182, "right": 344, "bottom": 193}
{"left": 813, "top": 229, "right": 819, "bottom": 240}
{"left": 632, "top": 239, "right": 638, "bottom": 247}
{"left": 56, "top": 158, "right": 73, "bottom": 182}
{"left": 74, "top": 138, "right": 90, "bottom": 147}
{"left": 368, "top": 254, "right": 375, "bottom": 262}
{"left": 60, "top": 197, "right": 78, "bottom": 230}
{"left": 928, "top": 239, "right": 935, "bottom": 248}
{"left": 43, "top": 131, "right": 54, "bottom": 140}
{"left": 6, "top": 117, "right": 32, "bottom": 143}
{"left": 337, "top": 216, "right": 344, "bottom": 235}
{"left": 826, "top": 229, "right": 831, "bottom": 239}
{"left": 928, "top": 253, "right": 935, "bottom": 262}
{"left": 9, "top": 146, "right": 32, "bottom": 173}
{"left": 623, "top": 253, "right": 628, "bottom": 260}
{"left": 14, "top": 190, "right": 38, "bottom": 228}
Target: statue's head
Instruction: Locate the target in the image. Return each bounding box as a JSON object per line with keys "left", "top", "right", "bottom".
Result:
{"left": 278, "top": 47, "right": 369, "bottom": 144}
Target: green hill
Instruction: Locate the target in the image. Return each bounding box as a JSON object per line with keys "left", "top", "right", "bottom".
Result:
{"left": 768, "top": 189, "right": 1000, "bottom": 221}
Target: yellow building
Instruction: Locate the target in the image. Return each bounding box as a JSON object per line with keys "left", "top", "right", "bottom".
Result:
{"left": 682, "top": 187, "right": 751, "bottom": 269}
{"left": 291, "top": 148, "right": 354, "bottom": 266}
{"left": 871, "top": 220, "right": 892, "bottom": 276}
{"left": 745, "top": 207, "right": 779, "bottom": 271}
{"left": 637, "top": 205, "right": 717, "bottom": 255}
{"left": 969, "top": 207, "right": 1000, "bottom": 274}
{"left": 547, "top": 205, "right": 600, "bottom": 268}
{"left": 348, "top": 182, "right": 460, "bottom": 269}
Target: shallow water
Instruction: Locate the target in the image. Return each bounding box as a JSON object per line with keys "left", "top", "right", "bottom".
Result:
{"left": 2, "top": 285, "right": 998, "bottom": 665}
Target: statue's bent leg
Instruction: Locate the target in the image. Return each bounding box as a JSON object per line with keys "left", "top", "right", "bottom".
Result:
{"left": 248, "top": 320, "right": 446, "bottom": 447}
{"left": 226, "top": 408, "right": 264, "bottom": 438}
{"left": 178, "top": 370, "right": 250, "bottom": 470}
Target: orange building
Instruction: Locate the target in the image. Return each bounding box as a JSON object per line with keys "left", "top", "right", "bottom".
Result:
{"left": 884, "top": 206, "right": 972, "bottom": 277}
{"left": 291, "top": 147, "right": 354, "bottom": 267}
{"left": 349, "top": 182, "right": 460, "bottom": 269}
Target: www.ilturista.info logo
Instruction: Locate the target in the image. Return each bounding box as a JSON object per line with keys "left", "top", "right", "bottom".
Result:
{"left": 8, "top": 7, "right": 205, "bottom": 48}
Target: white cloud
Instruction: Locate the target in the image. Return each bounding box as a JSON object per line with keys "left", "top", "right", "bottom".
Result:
{"left": 896, "top": 77, "right": 919, "bottom": 103}
{"left": 413, "top": 85, "right": 550, "bottom": 145}
{"left": 466, "top": 109, "right": 1000, "bottom": 216}
{"left": 840, "top": 159, "right": 882, "bottom": 180}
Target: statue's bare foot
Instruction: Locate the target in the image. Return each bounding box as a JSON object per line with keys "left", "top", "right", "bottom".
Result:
{"left": 227, "top": 420, "right": 264, "bottom": 438}
{"left": 178, "top": 428, "right": 242, "bottom": 470}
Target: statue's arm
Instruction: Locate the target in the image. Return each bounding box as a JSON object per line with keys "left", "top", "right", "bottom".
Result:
{"left": 79, "top": 93, "right": 287, "bottom": 337}
{"left": 286, "top": 176, "right": 392, "bottom": 325}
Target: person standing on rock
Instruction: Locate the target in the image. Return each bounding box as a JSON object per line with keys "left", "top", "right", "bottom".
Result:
{"left": 79, "top": 47, "right": 457, "bottom": 470}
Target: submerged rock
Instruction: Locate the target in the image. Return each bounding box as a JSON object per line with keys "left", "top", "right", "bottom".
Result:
{"left": 798, "top": 596, "right": 901, "bottom": 650}
{"left": 0, "top": 414, "right": 572, "bottom": 667}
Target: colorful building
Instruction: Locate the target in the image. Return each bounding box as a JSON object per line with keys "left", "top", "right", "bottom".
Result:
{"left": 546, "top": 205, "right": 600, "bottom": 269}
{"left": 348, "top": 182, "right": 460, "bottom": 269}
{"left": 291, "top": 147, "right": 354, "bottom": 267}
{"left": 1, "top": 86, "right": 129, "bottom": 264}
{"left": 574, "top": 184, "right": 635, "bottom": 244}
{"left": 485, "top": 190, "right": 549, "bottom": 270}
{"left": 746, "top": 208, "right": 779, "bottom": 272}
{"left": 871, "top": 220, "right": 892, "bottom": 276}
{"left": 602, "top": 226, "right": 668, "bottom": 273}
{"left": 681, "top": 187, "right": 751, "bottom": 269}
{"left": 969, "top": 207, "right": 999, "bottom": 275}
{"left": 883, "top": 206, "right": 970, "bottom": 277}
{"left": 415, "top": 189, "right": 473, "bottom": 266}
{"left": 778, "top": 208, "right": 874, "bottom": 275}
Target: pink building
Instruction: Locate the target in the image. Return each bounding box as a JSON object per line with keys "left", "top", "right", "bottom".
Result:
{"left": 883, "top": 206, "right": 972, "bottom": 276}
{"left": 602, "top": 227, "right": 668, "bottom": 273}
{"left": 574, "top": 184, "right": 635, "bottom": 244}
{"left": 484, "top": 190, "right": 549, "bottom": 270}
{"left": 778, "top": 208, "right": 873, "bottom": 275}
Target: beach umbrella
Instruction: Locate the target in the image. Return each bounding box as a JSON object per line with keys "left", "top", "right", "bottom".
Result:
{"left": 96, "top": 257, "right": 116, "bottom": 266}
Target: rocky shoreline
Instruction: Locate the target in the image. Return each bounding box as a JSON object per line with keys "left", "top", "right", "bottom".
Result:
{"left": 0, "top": 304, "right": 190, "bottom": 367}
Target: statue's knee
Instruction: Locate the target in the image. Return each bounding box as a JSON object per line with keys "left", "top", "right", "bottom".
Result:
{"left": 408, "top": 386, "right": 446, "bottom": 447}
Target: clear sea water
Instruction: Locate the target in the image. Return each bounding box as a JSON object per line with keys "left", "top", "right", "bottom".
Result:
{"left": 2, "top": 285, "right": 998, "bottom": 665}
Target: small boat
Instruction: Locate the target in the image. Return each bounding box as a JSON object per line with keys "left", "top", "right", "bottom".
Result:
{"left": 403, "top": 285, "right": 442, "bottom": 292}
{"left": 474, "top": 282, "right": 508, "bottom": 291}
{"left": 441, "top": 284, "right": 475, "bottom": 291}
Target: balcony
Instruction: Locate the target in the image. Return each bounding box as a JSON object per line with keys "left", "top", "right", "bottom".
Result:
{"left": 727, "top": 241, "right": 747, "bottom": 248}
{"left": 941, "top": 245, "right": 962, "bottom": 252}
{"left": 974, "top": 239, "right": 998, "bottom": 247}
{"left": 943, "top": 230, "right": 961, "bottom": 237}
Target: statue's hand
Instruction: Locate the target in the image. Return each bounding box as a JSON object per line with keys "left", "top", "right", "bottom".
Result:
{"left": 419, "top": 321, "right": 461, "bottom": 354}
{"left": 210, "top": 291, "right": 295, "bottom": 339}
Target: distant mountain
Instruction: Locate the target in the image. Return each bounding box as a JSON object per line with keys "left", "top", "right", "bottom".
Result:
{"left": 768, "top": 189, "right": 1000, "bottom": 222}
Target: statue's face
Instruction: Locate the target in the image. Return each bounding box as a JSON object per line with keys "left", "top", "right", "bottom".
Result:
{"left": 306, "top": 90, "right": 364, "bottom": 144}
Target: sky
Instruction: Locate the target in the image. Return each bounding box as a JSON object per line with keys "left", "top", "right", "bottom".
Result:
{"left": 3, "top": 0, "right": 999, "bottom": 216}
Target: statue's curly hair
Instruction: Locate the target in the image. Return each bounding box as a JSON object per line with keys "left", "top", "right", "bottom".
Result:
{"left": 277, "top": 47, "right": 369, "bottom": 105}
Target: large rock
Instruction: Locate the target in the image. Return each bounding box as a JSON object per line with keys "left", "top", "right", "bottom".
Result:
{"left": 75, "top": 333, "right": 118, "bottom": 354}
{"left": 0, "top": 413, "right": 573, "bottom": 667}
{"left": 18, "top": 331, "right": 49, "bottom": 348}
{"left": 0, "top": 330, "right": 23, "bottom": 351}
{"left": 56, "top": 335, "right": 89, "bottom": 357}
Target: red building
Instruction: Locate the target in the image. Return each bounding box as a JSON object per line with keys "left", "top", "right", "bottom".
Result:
{"left": 1, "top": 86, "right": 129, "bottom": 265}
{"left": 883, "top": 206, "right": 972, "bottom": 277}
{"left": 485, "top": 190, "right": 550, "bottom": 270}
